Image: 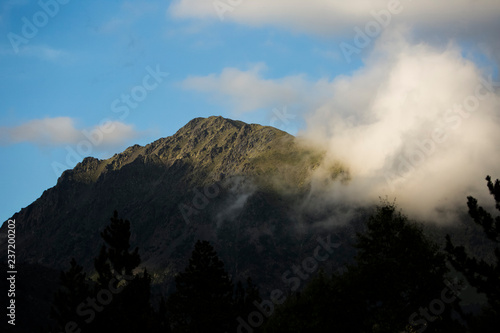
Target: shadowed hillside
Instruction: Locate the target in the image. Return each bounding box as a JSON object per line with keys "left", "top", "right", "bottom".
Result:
{"left": 0, "top": 116, "right": 353, "bottom": 304}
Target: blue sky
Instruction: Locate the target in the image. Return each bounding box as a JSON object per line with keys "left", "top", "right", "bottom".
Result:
{"left": 1, "top": 0, "right": 500, "bottom": 224}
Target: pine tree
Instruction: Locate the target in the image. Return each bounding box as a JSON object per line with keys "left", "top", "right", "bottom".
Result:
{"left": 90, "top": 210, "right": 156, "bottom": 333}
{"left": 263, "top": 270, "right": 339, "bottom": 333}
{"left": 234, "top": 277, "right": 261, "bottom": 320}
{"left": 93, "top": 245, "right": 113, "bottom": 288}
{"left": 168, "top": 240, "right": 234, "bottom": 332}
{"left": 50, "top": 258, "right": 90, "bottom": 332}
{"left": 264, "top": 203, "right": 464, "bottom": 333}
{"left": 100, "top": 210, "right": 140, "bottom": 277}
{"left": 351, "top": 202, "right": 456, "bottom": 332}
{"left": 156, "top": 296, "right": 172, "bottom": 333}
{"left": 50, "top": 211, "right": 166, "bottom": 333}
{"left": 446, "top": 175, "right": 500, "bottom": 331}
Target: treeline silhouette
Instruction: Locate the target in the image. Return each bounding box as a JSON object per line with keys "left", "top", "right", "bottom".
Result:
{"left": 49, "top": 211, "right": 260, "bottom": 333}
{"left": 49, "top": 176, "right": 500, "bottom": 332}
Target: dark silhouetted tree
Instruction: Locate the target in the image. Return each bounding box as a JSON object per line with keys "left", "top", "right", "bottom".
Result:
{"left": 93, "top": 245, "right": 113, "bottom": 288}
{"left": 264, "top": 203, "right": 465, "bottom": 333}
{"left": 89, "top": 210, "right": 158, "bottom": 333}
{"left": 234, "top": 277, "right": 261, "bottom": 318}
{"left": 50, "top": 211, "right": 167, "bottom": 333}
{"left": 99, "top": 210, "right": 140, "bottom": 277}
{"left": 50, "top": 258, "right": 90, "bottom": 332}
{"left": 264, "top": 269, "right": 341, "bottom": 333}
{"left": 168, "top": 240, "right": 234, "bottom": 332}
{"left": 351, "top": 202, "right": 454, "bottom": 332}
{"left": 446, "top": 175, "right": 500, "bottom": 332}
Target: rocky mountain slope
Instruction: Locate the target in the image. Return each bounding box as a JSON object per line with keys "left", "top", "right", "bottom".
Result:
{"left": 0, "top": 116, "right": 493, "bottom": 332}
{"left": 0, "top": 116, "right": 353, "bottom": 290}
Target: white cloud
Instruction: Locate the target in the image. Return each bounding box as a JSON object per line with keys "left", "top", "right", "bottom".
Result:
{"left": 301, "top": 32, "right": 500, "bottom": 222}
{"left": 0, "top": 44, "right": 69, "bottom": 61}
{"left": 121, "top": 0, "right": 160, "bottom": 16}
{"left": 98, "top": 17, "right": 126, "bottom": 34}
{"left": 180, "top": 30, "right": 500, "bottom": 223}
{"left": 181, "top": 63, "right": 333, "bottom": 113}
{"left": 0, "top": 117, "right": 141, "bottom": 149}
{"left": 169, "top": 0, "right": 500, "bottom": 35}
{"left": 171, "top": 0, "right": 500, "bottom": 222}
{"left": 170, "top": 0, "right": 500, "bottom": 64}
{"left": 28, "top": 45, "right": 68, "bottom": 61}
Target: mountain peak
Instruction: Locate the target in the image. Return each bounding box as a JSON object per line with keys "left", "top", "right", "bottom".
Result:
{"left": 60, "top": 116, "right": 296, "bottom": 186}
{"left": 180, "top": 115, "right": 246, "bottom": 132}
{"left": 0, "top": 117, "right": 343, "bottom": 333}
{"left": 0, "top": 115, "right": 345, "bottom": 329}
{"left": 171, "top": 116, "right": 284, "bottom": 145}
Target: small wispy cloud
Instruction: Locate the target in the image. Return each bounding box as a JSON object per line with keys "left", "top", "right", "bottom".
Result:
{"left": 181, "top": 63, "right": 333, "bottom": 113}
{"left": 0, "top": 117, "right": 142, "bottom": 150}
{"left": 98, "top": 17, "right": 126, "bottom": 34}
{"left": 0, "top": 44, "right": 68, "bottom": 61}
{"left": 27, "top": 45, "right": 68, "bottom": 61}
{"left": 121, "top": 0, "right": 160, "bottom": 17}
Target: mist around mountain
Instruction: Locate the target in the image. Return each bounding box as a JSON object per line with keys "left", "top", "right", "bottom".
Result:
{"left": 0, "top": 116, "right": 352, "bottom": 274}
{"left": 0, "top": 116, "right": 498, "bottom": 332}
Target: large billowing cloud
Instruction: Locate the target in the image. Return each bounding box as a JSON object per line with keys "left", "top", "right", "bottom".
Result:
{"left": 303, "top": 32, "right": 500, "bottom": 222}
{"left": 180, "top": 31, "right": 500, "bottom": 222}
{"left": 0, "top": 117, "right": 141, "bottom": 149}
{"left": 172, "top": 0, "right": 500, "bottom": 222}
